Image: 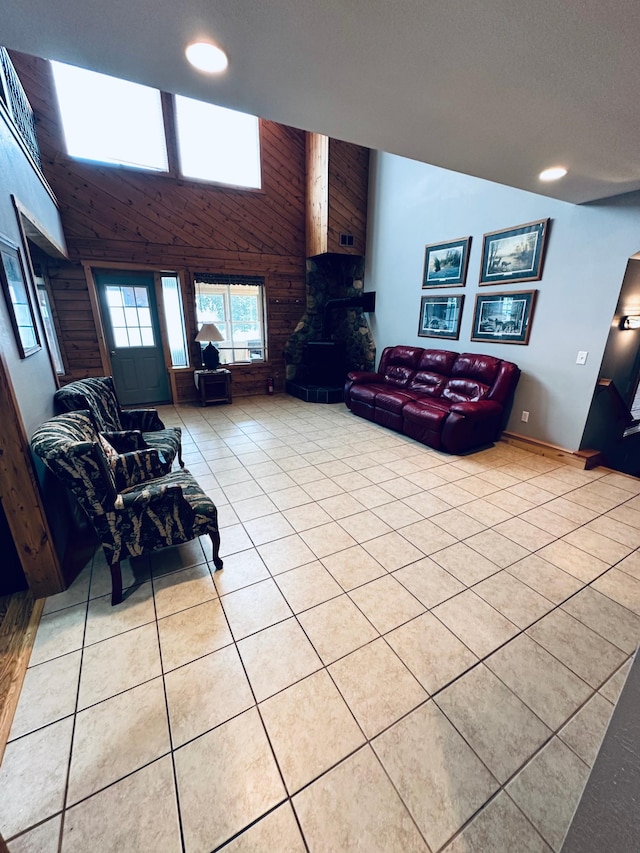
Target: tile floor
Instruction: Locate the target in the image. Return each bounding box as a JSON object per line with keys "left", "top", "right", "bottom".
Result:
{"left": 2, "top": 395, "right": 640, "bottom": 852}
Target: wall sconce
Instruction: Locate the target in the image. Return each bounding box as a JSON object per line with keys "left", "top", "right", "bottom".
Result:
{"left": 620, "top": 315, "right": 640, "bottom": 330}
{"left": 195, "top": 323, "right": 224, "bottom": 368}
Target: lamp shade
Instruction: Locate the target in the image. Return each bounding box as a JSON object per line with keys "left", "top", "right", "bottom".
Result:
{"left": 195, "top": 323, "right": 224, "bottom": 343}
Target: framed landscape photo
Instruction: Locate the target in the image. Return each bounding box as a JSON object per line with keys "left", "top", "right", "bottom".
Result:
{"left": 479, "top": 219, "right": 549, "bottom": 285}
{"left": 418, "top": 294, "right": 464, "bottom": 340}
{"left": 471, "top": 290, "right": 537, "bottom": 345}
{"left": 0, "top": 234, "right": 40, "bottom": 358}
{"left": 423, "top": 236, "right": 471, "bottom": 288}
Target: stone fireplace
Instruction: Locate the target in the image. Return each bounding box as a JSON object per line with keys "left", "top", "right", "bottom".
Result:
{"left": 285, "top": 253, "right": 376, "bottom": 402}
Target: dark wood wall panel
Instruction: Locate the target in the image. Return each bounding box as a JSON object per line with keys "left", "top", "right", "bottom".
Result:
{"left": 327, "top": 139, "right": 369, "bottom": 255}
{"left": 11, "top": 50, "right": 307, "bottom": 399}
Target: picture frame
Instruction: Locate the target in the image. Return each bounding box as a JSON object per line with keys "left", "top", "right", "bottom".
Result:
{"left": 479, "top": 219, "right": 549, "bottom": 285}
{"left": 0, "top": 234, "right": 41, "bottom": 358}
{"left": 418, "top": 294, "right": 464, "bottom": 340}
{"left": 422, "top": 236, "right": 471, "bottom": 288}
{"left": 471, "top": 290, "right": 537, "bottom": 345}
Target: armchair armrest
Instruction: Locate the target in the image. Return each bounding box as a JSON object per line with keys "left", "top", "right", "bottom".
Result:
{"left": 347, "top": 371, "right": 380, "bottom": 384}
{"left": 102, "top": 430, "right": 147, "bottom": 452}
{"left": 120, "top": 408, "right": 166, "bottom": 431}
{"left": 116, "top": 481, "right": 183, "bottom": 511}
{"left": 449, "top": 400, "right": 502, "bottom": 421}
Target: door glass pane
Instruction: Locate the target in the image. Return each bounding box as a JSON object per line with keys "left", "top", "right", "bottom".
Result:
{"left": 141, "top": 327, "right": 154, "bottom": 346}
{"left": 128, "top": 327, "right": 142, "bottom": 347}
{"left": 113, "top": 327, "right": 129, "bottom": 347}
{"left": 122, "top": 287, "right": 136, "bottom": 306}
{"left": 135, "top": 287, "right": 149, "bottom": 307}
{"left": 138, "top": 306, "right": 151, "bottom": 327}
{"left": 106, "top": 287, "right": 122, "bottom": 306}
{"left": 106, "top": 283, "right": 155, "bottom": 347}
{"left": 161, "top": 274, "right": 189, "bottom": 367}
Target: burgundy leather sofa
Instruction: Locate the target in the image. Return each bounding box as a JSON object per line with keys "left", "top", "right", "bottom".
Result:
{"left": 344, "top": 345, "right": 521, "bottom": 454}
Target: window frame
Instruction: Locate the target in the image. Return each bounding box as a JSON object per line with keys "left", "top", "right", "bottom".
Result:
{"left": 194, "top": 274, "right": 267, "bottom": 365}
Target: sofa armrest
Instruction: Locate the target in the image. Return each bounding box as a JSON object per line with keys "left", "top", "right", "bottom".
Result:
{"left": 449, "top": 400, "right": 503, "bottom": 421}
{"left": 347, "top": 370, "right": 380, "bottom": 384}
{"left": 120, "top": 408, "right": 166, "bottom": 431}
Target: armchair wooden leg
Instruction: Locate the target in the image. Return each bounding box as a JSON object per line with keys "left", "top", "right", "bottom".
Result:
{"left": 110, "top": 561, "right": 123, "bottom": 605}
{"left": 210, "top": 531, "right": 224, "bottom": 571}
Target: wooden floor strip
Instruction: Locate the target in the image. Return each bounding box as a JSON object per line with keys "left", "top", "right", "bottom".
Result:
{"left": 0, "top": 590, "right": 44, "bottom": 764}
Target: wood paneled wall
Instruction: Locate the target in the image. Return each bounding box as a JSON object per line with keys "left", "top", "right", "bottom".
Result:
{"left": 11, "top": 51, "right": 308, "bottom": 399}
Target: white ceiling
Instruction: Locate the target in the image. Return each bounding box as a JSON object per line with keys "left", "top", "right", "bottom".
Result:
{"left": 3, "top": 0, "right": 640, "bottom": 203}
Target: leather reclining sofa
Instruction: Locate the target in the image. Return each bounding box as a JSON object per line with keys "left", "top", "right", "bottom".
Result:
{"left": 344, "top": 345, "right": 521, "bottom": 454}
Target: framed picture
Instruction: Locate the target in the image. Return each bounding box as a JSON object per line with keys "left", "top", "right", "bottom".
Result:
{"left": 479, "top": 219, "right": 549, "bottom": 285}
{"left": 418, "top": 294, "right": 464, "bottom": 340}
{"left": 0, "top": 234, "right": 41, "bottom": 358}
{"left": 423, "top": 236, "right": 471, "bottom": 288}
{"left": 471, "top": 290, "right": 537, "bottom": 345}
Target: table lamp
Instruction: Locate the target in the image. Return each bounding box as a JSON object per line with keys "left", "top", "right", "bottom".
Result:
{"left": 196, "top": 323, "right": 224, "bottom": 369}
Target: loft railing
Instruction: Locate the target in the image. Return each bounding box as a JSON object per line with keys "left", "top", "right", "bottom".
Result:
{"left": 0, "top": 47, "right": 42, "bottom": 170}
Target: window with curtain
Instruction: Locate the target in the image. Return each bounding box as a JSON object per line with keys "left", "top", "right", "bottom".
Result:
{"left": 194, "top": 275, "right": 266, "bottom": 364}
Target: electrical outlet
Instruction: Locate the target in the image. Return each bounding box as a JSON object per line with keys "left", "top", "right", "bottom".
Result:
{"left": 521, "top": 410, "right": 530, "bottom": 423}
{"left": 576, "top": 351, "right": 588, "bottom": 365}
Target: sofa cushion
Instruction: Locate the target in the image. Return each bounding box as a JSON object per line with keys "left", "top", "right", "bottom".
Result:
{"left": 442, "top": 377, "right": 490, "bottom": 403}
{"left": 452, "top": 353, "right": 501, "bottom": 385}
{"left": 381, "top": 364, "right": 416, "bottom": 388}
{"left": 375, "top": 389, "right": 417, "bottom": 415}
{"left": 407, "top": 371, "right": 447, "bottom": 397}
{"left": 417, "top": 349, "right": 458, "bottom": 375}
{"left": 350, "top": 383, "right": 390, "bottom": 406}
{"left": 402, "top": 399, "right": 452, "bottom": 432}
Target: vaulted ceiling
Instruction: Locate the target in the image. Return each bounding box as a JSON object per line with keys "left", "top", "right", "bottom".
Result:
{"left": 3, "top": 0, "right": 640, "bottom": 203}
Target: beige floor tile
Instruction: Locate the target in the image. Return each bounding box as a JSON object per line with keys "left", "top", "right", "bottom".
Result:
{"left": 360, "top": 464, "right": 398, "bottom": 484}
{"left": 431, "top": 542, "right": 501, "bottom": 586}
{"left": 393, "top": 557, "right": 465, "bottom": 607}
{"left": 283, "top": 503, "right": 331, "bottom": 533}
{"left": 486, "top": 490, "right": 535, "bottom": 515}
{"left": 349, "top": 575, "right": 425, "bottom": 633}
{"left": 6, "top": 815, "right": 61, "bottom": 853}
{"left": 322, "top": 544, "right": 387, "bottom": 590}
{"left": 562, "top": 527, "right": 633, "bottom": 565}
{"left": 297, "top": 595, "right": 379, "bottom": 664}
{"left": 474, "top": 571, "right": 553, "bottom": 628}
{"left": 564, "top": 481, "right": 630, "bottom": 513}
{"left": 401, "top": 518, "right": 459, "bottom": 554}
{"left": 526, "top": 473, "right": 574, "bottom": 497}
{"left": 362, "top": 531, "right": 424, "bottom": 571}
{"left": 220, "top": 578, "right": 292, "bottom": 640}
{"left": 456, "top": 475, "right": 501, "bottom": 498}
{"left": 89, "top": 554, "right": 151, "bottom": 599}
{"left": 42, "top": 565, "right": 91, "bottom": 615}
{"left": 237, "top": 617, "right": 322, "bottom": 701}
{"left": 0, "top": 717, "right": 73, "bottom": 838}
{"left": 175, "top": 708, "right": 286, "bottom": 853}
{"left": 317, "top": 493, "right": 367, "bottom": 520}
{"left": 592, "top": 567, "right": 640, "bottom": 615}
{"left": 261, "top": 670, "right": 365, "bottom": 793}
{"left": 465, "top": 530, "right": 529, "bottom": 569}
{"left": 301, "top": 477, "right": 344, "bottom": 500}
{"left": 562, "top": 586, "right": 640, "bottom": 653}
{"left": 61, "top": 756, "right": 181, "bottom": 853}
{"left": 293, "top": 746, "right": 428, "bottom": 853}
{"left": 67, "top": 678, "right": 170, "bottom": 805}
{"left": 158, "top": 598, "right": 233, "bottom": 671}
{"left": 599, "top": 656, "right": 633, "bottom": 703}
{"left": 223, "top": 804, "right": 306, "bottom": 853}
{"left": 78, "top": 622, "right": 161, "bottom": 710}
{"left": 586, "top": 515, "right": 640, "bottom": 548}
{"left": 269, "top": 485, "right": 314, "bottom": 511}
{"left": 337, "top": 510, "right": 392, "bottom": 542}
{"left": 165, "top": 644, "right": 253, "bottom": 746}
{"left": 433, "top": 590, "right": 519, "bottom": 658}
{"left": 232, "top": 494, "right": 278, "bottom": 522}
{"left": 212, "top": 549, "right": 269, "bottom": 595}
{"left": 300, "top": 521, "right": 358, "bottom": 558}
{"left": 519, "top": 507, "right": 580, "bottom": 537}
{"left": 372, "top": 500, "right": 424, "bottom": 528}
{"left": 150, "top": 539, "right": 206, "bottom": 576}
{"left": 29, "top": 602, "right": 87, "bottom": 666}
{"left": 373, "top": 701, "right": 497, "bottom": 851}
{"left": 350, "top": 483, "right": 397, "bottom": 507}
{"left": 430, "top": 508, "right": 487, "bottom": 539}
{"left": 598, "top": 472, "right": 640, "bottom": 494}
{"left": 436, "top": 664, "right": 551, "bottom": 783}
{"left": 535, "top": 540, "right": 609, "bottom": 582}
{"left": 527, "top": 609, "right": 626, "bottom": 688}
{"left": 615, "top": 549, "right": 640, "bottom": 580}
{"left": 486, "top": 634, "right": 592, "bottom": 730}
{"left": 223, "top": 480, "right": 264, "bottom": 503}
{"left": 606, "top": 503, "right": 640, "bottom": 530}
{"left": 507, "top": 737, "right": 589, "bottom": 850}
{"left": 407, "top": 470, "right": 448, "bottom": 492}
{"left": 543, "top": 496, "right": 599, "bottom": 525}
{"left": 84, "top": 582, "right": 155, "bottom": 646}
{"left": 257, "top": 534, "right": 316, "bottom": 575}
{"left": 409, "top": 491, "right": 456, "bottom": 518}
{"left": 243, "top": 512, "right": 296, "bottom": 546}
{"left": 559, "top": 692, "right": 614, "bottom": 767}
{"left": 216, "top": 503, "right": 240, "bottom": 528}
{"left": 380, "top": 477, "right": 424, "bottom": 499}
{"left": 429, "top": 482, "right": 477, "bottom": 507}
{"left": 275, "top": 561, "right": 342, "bottom": 613}
{"left": 387, "top": 612, "right": 478, "bottom": 693}
{"left": 219, "top": 523, "right": 254, "bottom": 557}
{"left": 329, "top": 638, "right": 427, "bottom": 737}
{"left": 9, "top": 650, "right": 81, "bottom": 740}
{"left": 507, "top": 482, "right": 556, "bottom": 507}
{"left": 444, "top": 791, "right": 551, "bottom": 853}
{"left": 254, "top": 472, "right": 296, "bottom": 492}
{"left": 494, "top": 518, "right": 556, "bottom": 551}
{"left": 506, "top": 554, "right": 582, "bottom": 603}
{"left": 153, "top": 563, "right": 217, "bottom": 618}
{"left": 460, "top": 497, "right": 513, "bottom": 526}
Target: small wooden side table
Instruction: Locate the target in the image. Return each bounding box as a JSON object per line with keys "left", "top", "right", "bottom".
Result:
{"left": 194, "top": 369, "right": 232, "bottom": 406}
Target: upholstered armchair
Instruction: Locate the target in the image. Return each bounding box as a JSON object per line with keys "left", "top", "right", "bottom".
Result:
{"left": 31, "top": 411, "right": 223, "bottom": 605}
{"left": 54, "top": 376, "right": 182, "bottom": 473}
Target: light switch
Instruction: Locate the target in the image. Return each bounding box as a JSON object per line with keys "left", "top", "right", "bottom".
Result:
{"left": 576, "top": 351, "right": 588, "bottom": 365}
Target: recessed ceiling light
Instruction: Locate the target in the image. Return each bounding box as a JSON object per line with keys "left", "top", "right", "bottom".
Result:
{"left": 539, "top": 166, "right": 568, "bottom": 182}
{"left": 185, "top": 42, "right": 228, "bottom": 74}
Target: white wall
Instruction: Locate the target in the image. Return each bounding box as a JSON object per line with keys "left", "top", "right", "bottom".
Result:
{"left": 366, "top": 151, "right": 640, "bottom": 450}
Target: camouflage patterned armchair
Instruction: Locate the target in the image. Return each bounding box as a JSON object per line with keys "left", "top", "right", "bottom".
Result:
{"left": 54, "top": 376, "right": 182, "bottom": 474}
{"left": 31, "top": 411, "right": 222, "bottom": 605}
